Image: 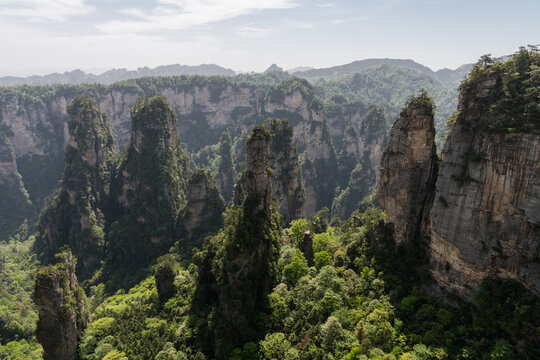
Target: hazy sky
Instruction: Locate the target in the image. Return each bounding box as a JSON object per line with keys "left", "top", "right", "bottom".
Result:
{"left": 1, "top": 0, "right": 538, "bottom": 76}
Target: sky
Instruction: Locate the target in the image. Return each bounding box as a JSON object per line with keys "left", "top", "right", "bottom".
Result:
{"left": 0, "top": 0, "right": 538, "bottom": 76}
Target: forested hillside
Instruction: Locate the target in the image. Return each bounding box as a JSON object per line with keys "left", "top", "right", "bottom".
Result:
{"left": 0, "top": 49, "right": 538, "bottom": 360}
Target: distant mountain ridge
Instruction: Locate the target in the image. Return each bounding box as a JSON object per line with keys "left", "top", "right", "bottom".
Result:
{"left": 0, "top": 64, "right": 236, "bottom": 86}
{"left": 0, "top": 59, "right": 472, "bottom": 88}
{"left": 292, "top": 58, "right": 473, "bottom": 89}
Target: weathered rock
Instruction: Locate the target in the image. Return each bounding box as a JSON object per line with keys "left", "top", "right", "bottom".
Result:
{"left": 154, "top": 255, "right": 179, "bottom": 303}
{"left": 377, "top": 93, "right": 438, "bottom": 245}
{"left": 0, "top": 131, "right": 32, "bottom": 240}
{"left": 36, "top": 95, "right": 115, "bottom": 276}
{"left": 265, "top": 118, "right": 305, "bottom": 222}
{"left": 35, "top": 249, "right": 89, "bottom": 360}
{"left": 333, "top": 106, "right": 388, "bottom": 219}
{"left": 303, "top": 119, "right": 339, "bottom": 215}
{"left": 299, "top": 230, "right": 314, "bottom": 266}
{"left": 107, "top": 95, "right": 187, "bottom": 278}
{"left": 215, "top": 132, "right": 234, "bottom": 202}
{"left": 203, "top": 126, "right": 281, "bottom": 357}
{"left": 178, "top": 169, "right": 226, "bottom": 249}
{"left": 427, "top": 70, "right": 540, "bottom": 298}
{"left": 244, "top": 127, "right": 273, "bottom": 213}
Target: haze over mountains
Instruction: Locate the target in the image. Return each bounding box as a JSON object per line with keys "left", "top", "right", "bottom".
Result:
{"left": 0, "top": 58, "right": 473, "bottom": 89}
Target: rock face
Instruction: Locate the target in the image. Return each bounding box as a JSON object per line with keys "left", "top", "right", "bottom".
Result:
{"left": 377, "top": 93, "right": 438, "bottom": 245}
{"left": 0, "top": 131, "right": 32, "bottom": 240}
{"left": 35, "top": 249, "right": 89, "bottom": 360}
{"left": 266, "top": 118, "right": 305, "bottom": 222}
{"left": 36, "top": 95, "right": 115, "bottom": 276}
{"left": 107, "top": 95, "right": 187, "bottom": 277}
{"left": 199, "top": 126, "right": 281, "bottom": 358}
{"left": 1, "top": 75, "right": 387, "bottom": 231}
{"left": 333, "top": 106, "right": 388, "bottom": 218}
{"left": 377, "top": 50, "right": 540, "bottom": 298}
{"left": 215, "top": 132, "right": 234, "bottom": 202}
{"left": 243, "top": 127, "right": 274, "bottom": 213}
{"left": 178, "top": 169, "right": 226, "bottom": 249}
{"left": 427, "top": 65, "right": 540, "bottom": 298}
{"left": 303, "top": 119, "right": 339, "bottom": 215}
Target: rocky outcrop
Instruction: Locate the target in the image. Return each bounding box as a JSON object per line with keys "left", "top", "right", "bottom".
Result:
{"left": 215, "top": 132, "right": 234, "bottom": 202}
{"left": 0, "top": 76, "right": 390, "bottom": 231}
{"left": 303, "top": 119, "right": 339, "bottom": 215}
{"left": 201, "top": 126, "right": 281, "bottom": 357}
{"left": 358, "top": 106, "right": 388, "bottom": 186}
{"left": 427, "top": 61, "right": 540, "bottom": 298}
{"left": 35, "top": 249, "right": 89, "bottom": 360}
{"left": 377, "top": 93, "right": 438, "bottom": 245}
{"left": 107, "top": 95, "right": 187, "bottom": 277}
{"left": 325, "top": 100, "right": 368, "bottom": 153}
{"left": 154, "top": 255, "right": 179, "bottom": 303}
{"left": 0, "top": 131, "right": 32, "bottom": 240}
{"left": 178, "top": 169, "right": 226, "bottom": 249}
{"left": 264, "top": 77, "right": 323, "bottom": 152}
{"left": 36, "top": 95, "right": 115, "bottom": 276}
{"left": 266, "top": 118, "right": 305, "bottom": 222}
{"left": 333, "top": 106, "right": 388, "bottom": 218}
{"left": 377, "top": 50, "right": 540, "bottom": 298}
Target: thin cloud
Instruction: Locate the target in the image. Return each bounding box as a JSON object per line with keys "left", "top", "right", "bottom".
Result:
{"left": 98, "top": 0, "right": 299, "bottom": 34}
{"left": 235, "top": 25, "right": 274, "bottom": 38}
{"left": 0, "top": 0, "right": 94, "bottom": 22}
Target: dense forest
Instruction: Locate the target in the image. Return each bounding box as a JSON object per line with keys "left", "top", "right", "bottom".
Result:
{"left": 0, "top": 48, "right": 539, "bottom": 360}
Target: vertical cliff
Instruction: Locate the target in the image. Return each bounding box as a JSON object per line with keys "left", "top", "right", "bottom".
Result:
{"left": 197, "top": 126, "right": 281, "bottom": 358}
{"left": 265, "top": 118, "right": 305, "bottom": 222}
{"left": 427, "top": 50, "right": 540, "bottom": 298}
{"left": 107, "top": 95, "right": 187, "bottom": 283}
{"left": 377, "top": 92, "right": 438, "bottom": 245}
{"left": 177, "top": 169, "right": 226, "bottom": 251}
{"left": 375, "top": 49, "right": 540, "bottom": 298}
{"left": 35, "top": 248, "right": 89, "bottom": 360}
{"left": 303, "top": 119, "right": 339, "bottom": 215}
{"left": 0, "top": 131, "right": 32, "bottom": 240}
{"left": 216, "top": 131, "right": 234, "bottom": 202}
{"left": 333, "top": 106, "right": 388, "bottom": 218}
{"left": 36, "top": 95, "right": 115, "bottom": 276}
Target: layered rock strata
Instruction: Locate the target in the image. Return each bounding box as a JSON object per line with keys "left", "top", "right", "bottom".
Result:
{"left": 377, "top": 94, "right": 438, "bottom": 245}
{"left": 36, "top": 95, "right": 115, "bottom": 275}
{"left": 35, "top": 249, "right": 89, "bottom": 360}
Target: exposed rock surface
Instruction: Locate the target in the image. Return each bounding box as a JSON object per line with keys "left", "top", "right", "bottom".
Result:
{"left": 377, "top": 51, "right": 540, "bottom": 298}
{"left": 303, "top": 119, "right": 339, "bottom": 215}
{"left": 333, "top": 106, "right": 388, "bottom": 218}
{"left": 1, "top": 76, "right": 385, "bottom": 229}
{"left": 377, "top": 93, "right": 438, "bottom": 245}
{"left": 266, "top": 118, "right": 305, "bottom": 222}
{"left": 199, "top": 126, "right": 281, "bottom": 358}
{"left": 178, "top": 169, "right": 226, "bottom": 249}
{"left": 215, "top": 132, "right": 234, "bottom": 202}
{"left": 427, "top": 74, "right": 540, "bottom": 298}
{"left": 107, "top": 95, "right": 187, "bottom": 278}
{"left": 36, "top": 95, "right": 115, "bottom": 276}
{"left": 35, "top": 249, "right": 89, "bottom": 360}
{"left": 0, "top": 131, "right": 32, "bottom": 240}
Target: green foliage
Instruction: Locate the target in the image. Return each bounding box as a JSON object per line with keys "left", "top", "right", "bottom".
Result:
{"left": 0, "top": 233, "right": 40, "bottom": 347}
{"left": 105, "top": 95, "right": 187, "bottom": 289}
{"left": 0, "top": 339, "right": 43, "bottom": 359}
{"left": 282, "top": 251, "right": 309, "bottom": 286}
{"left": 460, "top": 46, "right": 540, "bottom": 131}
{"left": 288, "top": 218, "right": 308, "bottom": 245}
{"left": 314, "top": 251, "right": 332, "bottom": 270}
{"left": 0, "top": 132, "right": 33, "bottom": 241}
{"left": 313, "top": 231, "right": 338, "bottom": 254}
